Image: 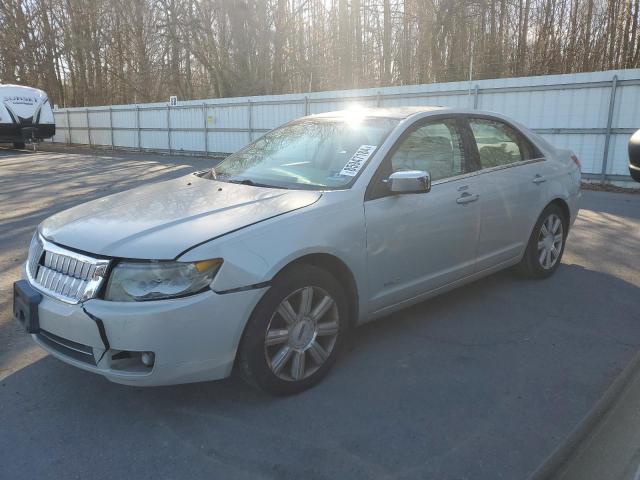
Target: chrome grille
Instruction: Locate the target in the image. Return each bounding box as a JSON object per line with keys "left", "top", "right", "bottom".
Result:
{"left": 27, "top": 233, "right": 44, "bottom": 279}
{"left": 26, "top": 234, "right": 111, "bottom": 304}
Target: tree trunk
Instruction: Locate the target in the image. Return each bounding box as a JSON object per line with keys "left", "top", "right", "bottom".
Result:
{"left": 382, "top": 0, "right": 391, "bottom": 85}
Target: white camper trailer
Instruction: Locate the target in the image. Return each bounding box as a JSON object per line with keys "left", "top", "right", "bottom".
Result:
{"left": 0, "top": 84, "right": 55, "bottom": 148}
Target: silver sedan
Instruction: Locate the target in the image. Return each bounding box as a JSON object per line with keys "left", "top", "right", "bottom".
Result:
{"left": 15, "top": 107, "right": 581, "bottom": 395}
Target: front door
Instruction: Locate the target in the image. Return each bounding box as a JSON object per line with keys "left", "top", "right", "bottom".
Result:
{"left": 364, "top": 118, "right": 482, "bottom": 313}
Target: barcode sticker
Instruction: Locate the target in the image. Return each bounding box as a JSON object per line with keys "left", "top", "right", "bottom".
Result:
{"left": 338, "top": 145, "right": 377, "bottom": 177}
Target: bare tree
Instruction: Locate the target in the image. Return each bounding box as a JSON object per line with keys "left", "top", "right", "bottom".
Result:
{"left": 0, "top": 0, "right": 637, "bottom": 107}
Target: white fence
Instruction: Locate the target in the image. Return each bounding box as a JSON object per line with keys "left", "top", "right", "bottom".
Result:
{"left": 51, "top": 69, "right": 640, "bottom": 180}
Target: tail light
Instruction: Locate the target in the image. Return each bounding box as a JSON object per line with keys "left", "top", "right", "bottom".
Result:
{"left": 570, "top": 153, "right": 581, "bottom": 170}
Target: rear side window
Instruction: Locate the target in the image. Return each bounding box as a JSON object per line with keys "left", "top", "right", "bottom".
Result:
{"left": 389, "top": 120, "right": 465, "bottom": 181}
{"left": 468, "top": 118, "right": 540, "bottom": 168}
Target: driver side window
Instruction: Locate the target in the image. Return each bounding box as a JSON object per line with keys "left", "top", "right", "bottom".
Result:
{"left": 389, "top": 120, "right": 465, "bottom": 181}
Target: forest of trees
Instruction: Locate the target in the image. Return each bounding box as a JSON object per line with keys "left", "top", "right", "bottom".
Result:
{"left": 1, "top": 0, "right": 639, "bottom": 108}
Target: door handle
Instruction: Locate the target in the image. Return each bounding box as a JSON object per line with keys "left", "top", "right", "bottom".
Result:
{"left": 532, "top": 174, "right": 546, "bottom": 184}
{"left": 456, "top": 192, "right": 480, "bottom": 204}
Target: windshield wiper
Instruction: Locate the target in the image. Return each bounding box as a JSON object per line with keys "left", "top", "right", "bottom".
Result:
{"left": 232, "top": 178, "right": 259, "bottom": 186}
{"left": 225, "top": 178, "right": 288, "bottom": 189}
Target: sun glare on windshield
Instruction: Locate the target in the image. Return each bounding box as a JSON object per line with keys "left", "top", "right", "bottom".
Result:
{"left": 212, "top": 116, "right": 398, "bottom": 190}
{"left": 343, "top": 105, "right": 366, "bottom": 128}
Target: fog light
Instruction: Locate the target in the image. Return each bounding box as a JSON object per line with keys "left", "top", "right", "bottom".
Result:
{"left": 141, "top": 351, "right": 155, "bottom": 367}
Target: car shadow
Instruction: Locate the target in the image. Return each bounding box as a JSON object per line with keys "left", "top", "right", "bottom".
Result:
{"left": 1, "top": 263, "right": 639, "bottom": 480}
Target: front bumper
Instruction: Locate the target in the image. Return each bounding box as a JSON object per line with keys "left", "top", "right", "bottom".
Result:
{"left": 29, "top": 287, "right": 267, "bottom": 386}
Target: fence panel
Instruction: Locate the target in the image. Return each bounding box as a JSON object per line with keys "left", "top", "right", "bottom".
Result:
{"left": 51, "top": 69, "right": 640, "bottom": 180}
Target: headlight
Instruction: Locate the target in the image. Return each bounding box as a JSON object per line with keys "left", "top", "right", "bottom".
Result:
{"left": 104, "top": 259, "right": 222, "bottom": 302}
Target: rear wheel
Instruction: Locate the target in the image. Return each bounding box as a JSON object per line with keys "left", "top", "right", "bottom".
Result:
{"left": 238, "top": 265, "right": 348, "bottom": 395}
{"left": 12, "top": 142, "right": 25, "bottom": 149}
{"left": 517, "top": 204, "right": 567, "bottom": 278}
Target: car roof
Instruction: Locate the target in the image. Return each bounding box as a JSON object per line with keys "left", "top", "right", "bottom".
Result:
{"left": 310, "top": 106, "right": 448, "bottom": 120}
{"left": 303, "top": 106, "right": 547, "bottom": 150}
{"left": 307, "top": 106, "right": 508, "bottom": 121}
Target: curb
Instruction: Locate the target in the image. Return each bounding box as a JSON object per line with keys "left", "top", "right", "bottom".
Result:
{"left": 527, "top": 348, "right": 640, "bottom": 480}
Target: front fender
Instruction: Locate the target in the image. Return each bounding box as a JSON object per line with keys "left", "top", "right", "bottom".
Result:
{"left": 179, "top": 192, "right": 370, "bottom": 317}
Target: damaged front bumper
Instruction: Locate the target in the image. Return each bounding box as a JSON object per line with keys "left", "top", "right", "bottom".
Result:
{"left": 27, "top": 286, "right": 267, "bottom": 386}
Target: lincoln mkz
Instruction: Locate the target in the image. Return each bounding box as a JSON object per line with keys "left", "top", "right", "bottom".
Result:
{"left": 14, "top": 107, "right": 581, "bottom": 395}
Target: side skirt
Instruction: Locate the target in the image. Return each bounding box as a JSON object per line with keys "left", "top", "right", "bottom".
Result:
{"left": 363, "top": 256, "right": 521, "bottom": 323}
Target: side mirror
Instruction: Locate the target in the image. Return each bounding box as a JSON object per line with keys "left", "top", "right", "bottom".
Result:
{"left": 629, "top": 129, "right": 640, "bottom": 182}
{"left": 388, "top": 170, "right": 431, "bottom": 194}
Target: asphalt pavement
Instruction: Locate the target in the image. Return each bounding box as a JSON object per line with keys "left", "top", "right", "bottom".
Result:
{"left": 1, "top": 145, "right": 639, "bottom": 480}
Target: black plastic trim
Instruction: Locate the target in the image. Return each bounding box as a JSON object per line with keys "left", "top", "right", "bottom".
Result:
{"left": 13, "top": 280, "right": 42, "bottom": 333}
{"left": 37, "top": 330, "right": 97, "bottom": 365}
{"left": 82, "top": 307, "right": 110, "bottom": 362}
{"left": 214, "top": 281, "right": 271, "bottom": 295}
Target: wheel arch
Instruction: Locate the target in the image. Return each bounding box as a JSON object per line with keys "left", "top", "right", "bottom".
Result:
{"left": 548, "top": 197, "right": 571, "bottom": 228}
{"left": 520, "top": 196, "right": 572, "bottom": 261}
{"left": 274, "top": 253, "right": 360, "bottom": 329}
{"left": 232, "top": 252, "right": 360, "bottom": 377}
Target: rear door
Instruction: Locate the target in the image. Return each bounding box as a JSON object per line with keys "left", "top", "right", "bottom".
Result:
{"left": 464, "top": 116, "right": 547, "bottom": 271}
{"left": 364, "top": 116, "right": 482, "bottom": 312}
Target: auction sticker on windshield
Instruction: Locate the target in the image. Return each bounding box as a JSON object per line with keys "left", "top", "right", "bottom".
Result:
{"left": 339, "top": 145, "right": 377, "bottom": 176}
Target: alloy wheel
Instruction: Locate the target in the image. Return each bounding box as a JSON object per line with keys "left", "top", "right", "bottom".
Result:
{"left": 537, "top": 213, "right": 564, "bottom": 270}
{"left": 264, "top": 286, "right": 340, "bottom": 381}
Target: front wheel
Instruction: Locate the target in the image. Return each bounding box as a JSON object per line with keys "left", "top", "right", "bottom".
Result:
{"left": 237, "top": 265, "right": 349, "bottom": 395}
{"left": 13, "top": 141, "right": 25, "bottom": 149}
{"left": 516, "top": 204, "right": 568, "bottom": 278}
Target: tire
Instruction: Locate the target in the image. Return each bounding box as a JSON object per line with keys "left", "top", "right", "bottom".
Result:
{"left": 238, "top": 264, "right": 349, "bottom": 395}
{"left": 516, "top": 203, "right": 568, "bottom": 279}
{"left": 630, "top": 167, "right": 640, "bottom": 183}
{"left": 13, "top": 142, "right": 25, "bottom": 149}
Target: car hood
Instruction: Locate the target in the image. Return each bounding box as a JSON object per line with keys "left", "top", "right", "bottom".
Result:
{"left": 40, "top": 174, "right": 321, "bottom": 259}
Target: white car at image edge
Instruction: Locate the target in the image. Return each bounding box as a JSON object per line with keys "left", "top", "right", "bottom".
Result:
{"left": 13, "top": 106, "right": 581, "bottom": 395}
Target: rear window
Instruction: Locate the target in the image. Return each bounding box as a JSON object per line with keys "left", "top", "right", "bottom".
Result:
{"left": 468, "top": 118, "right": 540, "bottom": 168}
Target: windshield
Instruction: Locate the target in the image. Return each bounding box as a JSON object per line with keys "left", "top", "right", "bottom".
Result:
{"left": 212, "top": 117, "right": 398, "bottom": 190}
